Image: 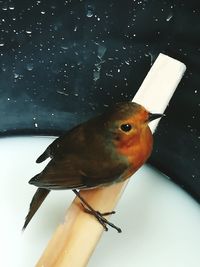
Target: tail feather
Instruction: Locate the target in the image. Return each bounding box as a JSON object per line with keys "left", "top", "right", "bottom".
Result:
{"left": 22, "top": 188, "right": 50, "bottom": 231}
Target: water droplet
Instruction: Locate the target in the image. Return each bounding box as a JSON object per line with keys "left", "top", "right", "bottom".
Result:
{"left": 86, "top": 4, "right": 94, "bottom": 18}
{"left": 166, "top": 13, "right": 173, "bottom": 22}
{"left": 9, "top": 5, "right": 15, "bottom": 10}
{"left": 2, "top": 5, "right": 8, "bottom": 11}
{"left": 57, "top": 90, "right": 69, "bottom": 96}
{"left": 145, "top": 52, "right": 156, "bottom": 65}
{"left": 61, "top": 45, "right": 68, "bottom": 50}
{"left": 106, "top": 72, "right": 113, "bottom": 77}
{"left": 27, "top": 63, "right": 34, "bottom": 71}
{"left": 97, "top": 44, "right": 107, "bottom": 59}
{"left": 1, "top": 64, "right": 6, "bottom": 71}
{"left": 93, "top": 70, "right": 100, "bottom": 81}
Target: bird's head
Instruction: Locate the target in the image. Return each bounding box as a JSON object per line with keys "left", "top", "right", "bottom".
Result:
{"left": 102, "top": 101, "right": 164, "bottom": 169}
{"left": 104, "top": 102, "right": 163, "bottom": 141}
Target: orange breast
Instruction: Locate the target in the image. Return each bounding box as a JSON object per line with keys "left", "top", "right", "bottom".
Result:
{"left": 116, "top": 126, "right": 153, "bottom": 179}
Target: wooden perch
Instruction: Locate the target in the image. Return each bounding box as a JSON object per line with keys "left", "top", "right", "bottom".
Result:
{"left": 36, "top": 54, "right": 186, "bottom": 267}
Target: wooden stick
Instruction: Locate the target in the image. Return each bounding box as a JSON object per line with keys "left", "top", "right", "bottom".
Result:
{"left": 36, "top": 54, "right": 186, "bottom": 267}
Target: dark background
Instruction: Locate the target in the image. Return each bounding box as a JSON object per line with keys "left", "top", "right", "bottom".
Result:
{"left": 0, "top": 1, "right": 200, "bottom": 201}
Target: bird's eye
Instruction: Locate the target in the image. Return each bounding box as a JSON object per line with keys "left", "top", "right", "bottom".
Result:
{"left": 120, "top": 124, "right": 132, "bottom": 132}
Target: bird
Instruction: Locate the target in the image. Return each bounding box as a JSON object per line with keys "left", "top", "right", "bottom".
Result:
{"left": 23, "top": 101, "right": 163, "bottom": 232}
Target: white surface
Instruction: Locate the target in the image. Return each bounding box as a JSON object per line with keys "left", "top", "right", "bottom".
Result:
{"left": 1, "top": 136, "right": 200, "bottom": 267}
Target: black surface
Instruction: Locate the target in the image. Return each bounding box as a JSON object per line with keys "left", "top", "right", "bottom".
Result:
{"left": 0, "top": 1, "right": 200, "bottom": 201}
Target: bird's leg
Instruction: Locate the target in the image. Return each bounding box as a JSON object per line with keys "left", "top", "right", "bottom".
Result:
{"left": 73, "top": 190, "right": 109, "bottom": 231}
{"left": 73, "top": 189, "right": 122, "bottom": 233}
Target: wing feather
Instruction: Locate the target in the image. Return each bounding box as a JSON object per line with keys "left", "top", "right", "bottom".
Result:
{"left": 31, "top": 118, "right": 129, "bottom": 190}
{"left": 30, "top": 157, "right": 127, "bottom": 190}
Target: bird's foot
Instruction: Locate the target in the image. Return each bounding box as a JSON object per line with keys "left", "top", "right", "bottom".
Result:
{"left": 73, "top": 190, "right": 121, "bottom": 233}
{"left": 81, "top": 204, "right": 121, "bottom": 233}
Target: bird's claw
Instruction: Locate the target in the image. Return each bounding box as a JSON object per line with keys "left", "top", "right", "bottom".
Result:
{"left": 80, "top": 203, "right": 121, "bottom": 233}
{"left": 97, "top": 210, "right": 116, "bottom": 216}
{"left": 81, "top": 204, "right": 115, "bottom": 216}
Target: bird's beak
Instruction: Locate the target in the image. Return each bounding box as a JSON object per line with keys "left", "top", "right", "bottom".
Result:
{"left": 148, "top": 113, "right": 165, "bottom": 122}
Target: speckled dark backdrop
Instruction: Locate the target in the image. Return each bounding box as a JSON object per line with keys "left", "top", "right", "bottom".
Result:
{"left": 0, "top": 0, "right": 200, "bottom": 201}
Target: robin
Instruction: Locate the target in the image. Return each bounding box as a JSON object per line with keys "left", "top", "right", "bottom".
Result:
{"left": 23, "top": 101, "right": 163, "bottom": 232}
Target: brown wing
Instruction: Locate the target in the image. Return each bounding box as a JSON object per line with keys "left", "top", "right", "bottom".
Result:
{"left": 36, "top": 135, "right": 66, "bottom": 163}
{"left": 30, "top": 121, "right": 129, "bottom": 190}
{"left": 30, "top": 156, "right": 127, "bottom": 190}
